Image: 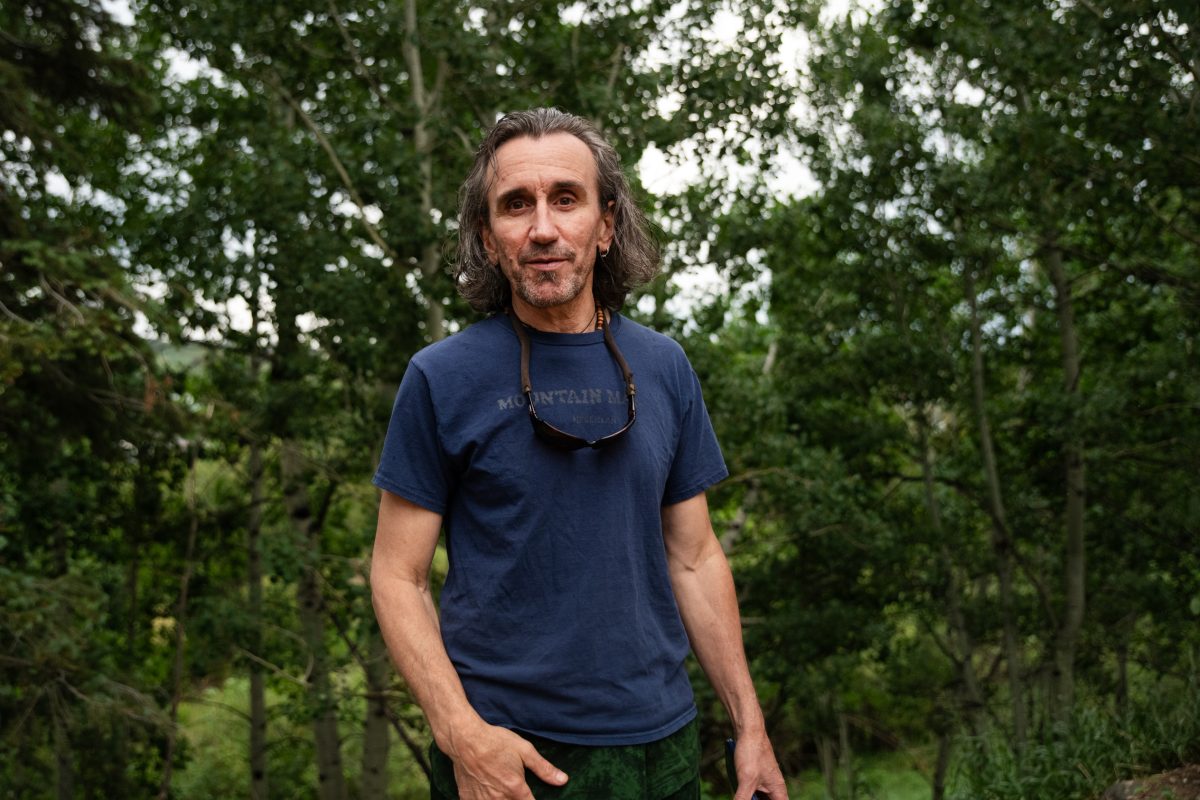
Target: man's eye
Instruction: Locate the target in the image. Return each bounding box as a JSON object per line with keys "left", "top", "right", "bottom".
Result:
{"left": 507, "top": 199, "right": 529, "bottom": 211}
{"left": 556, "top": 196, "right": 577, "bottom": 206}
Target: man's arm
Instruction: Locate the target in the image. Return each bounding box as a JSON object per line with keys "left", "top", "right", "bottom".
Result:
{"left": 370, "top": 490, "right": 567, "bottom": 799}
{"left": 662, "top": 492, "right": 789, "bottom": 800}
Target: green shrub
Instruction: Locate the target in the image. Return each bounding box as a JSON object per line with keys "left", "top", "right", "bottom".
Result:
{"left": 950, "top": 677, "right": 1200, "bottom": 800}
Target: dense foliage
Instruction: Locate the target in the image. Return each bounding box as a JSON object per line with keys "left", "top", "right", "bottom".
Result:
{"left": 2, "top": 1, "right": 1196, "bottom": 798}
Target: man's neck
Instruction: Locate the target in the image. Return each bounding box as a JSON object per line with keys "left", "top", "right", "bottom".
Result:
{"left": 511, "top": 295, "right": 599, "bottom": 334}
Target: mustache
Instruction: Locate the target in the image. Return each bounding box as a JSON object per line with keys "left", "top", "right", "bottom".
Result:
{"left": 519, "top": 245, "right": 576, "bottom": 264}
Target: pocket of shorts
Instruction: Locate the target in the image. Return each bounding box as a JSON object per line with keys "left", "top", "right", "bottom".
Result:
{"left": 428, "top": 741, "right": 459, "bottom": 799}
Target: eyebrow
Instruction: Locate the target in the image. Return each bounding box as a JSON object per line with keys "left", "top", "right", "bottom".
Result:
{"left": 494, "top": 180, "right": 590, "bottom": 210}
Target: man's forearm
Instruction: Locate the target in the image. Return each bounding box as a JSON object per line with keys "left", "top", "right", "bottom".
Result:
{"left": 370, "top": 569, "right": 484, "bottom": 752}
{"left": 371, "top": 564, "right": 569, "bottom": 797}
{"left": 669, "top": 531, "right": 790, "bottom": 798}
{"left": 668, "top": 537, "right": 766, "bottom": 734}
{"left": 370, "top": 492, "right": 568, "bottom": 798}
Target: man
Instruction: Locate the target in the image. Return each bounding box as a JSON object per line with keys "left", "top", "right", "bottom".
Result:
{"left": 371, "top": 108, "right": 787, "bottom": 800}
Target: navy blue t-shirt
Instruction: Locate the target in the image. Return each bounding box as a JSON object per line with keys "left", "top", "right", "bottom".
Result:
{"left": 373, "top": 313, "right": 728, "bottom": 745}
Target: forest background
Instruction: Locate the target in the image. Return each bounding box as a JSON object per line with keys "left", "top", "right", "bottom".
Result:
{"left": 2, "top": 0, "right": 1198, "bottom": 798}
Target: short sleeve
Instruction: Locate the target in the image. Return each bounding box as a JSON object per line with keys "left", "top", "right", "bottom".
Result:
{"left": 661, "top": 367, "right": 728, "bottom": 506}
{"left": 372, "top": 362, "right": 456, "bottom": 514}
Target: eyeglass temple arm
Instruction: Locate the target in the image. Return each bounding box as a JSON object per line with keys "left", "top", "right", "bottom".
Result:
{"left": 601, "top": 320, "right": 636, "bottom": 398}
{"left": 508, "top": 312, "right": 537, "bottom": 417}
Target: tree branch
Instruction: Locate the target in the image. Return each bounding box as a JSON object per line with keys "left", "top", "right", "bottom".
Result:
{"left": 262, "top": 70, "right": 400, "bottom": 264}
{"left": 402, "top": 0, "right": 428, "bottom": 116}
{"left": 1145, "top": 194, "right": 1200, "bottom": 248}
{"left": 1149, "top": 13, "right": 1200, "bottom": 89}
{"left": 39, "top": 275, "right": 86, "bottom": 324}
{"left": 605, "top": 43, "right": 626, "bottom": 104}
{"left": 234, "top": 646, "right": 310, "bottom": 687}
{"left": 326, "top": 0, "right": 406, "bottom": 117}
{"left": 428, "top": 56, "right": 448, "bottom": 112}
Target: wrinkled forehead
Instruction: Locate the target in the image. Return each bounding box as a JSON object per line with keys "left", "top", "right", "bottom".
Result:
{"left": 484, "top": 132, "right": 601, "bottom": 203}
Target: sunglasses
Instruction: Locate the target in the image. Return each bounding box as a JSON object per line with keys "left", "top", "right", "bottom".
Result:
{"left": 508, "top": 309, "right": 637, "bottom": 450}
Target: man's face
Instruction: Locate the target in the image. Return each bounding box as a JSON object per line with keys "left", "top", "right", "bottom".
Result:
{"left": 481, "top": 132, "right": 615, "bottom": 312}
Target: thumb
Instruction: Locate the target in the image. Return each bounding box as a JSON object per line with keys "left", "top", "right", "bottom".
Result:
{"left": 521, "top": 744, "right": 568, "bottom": 787}
{"left": 733, "top": 786, "right": 759, "bottom": 800}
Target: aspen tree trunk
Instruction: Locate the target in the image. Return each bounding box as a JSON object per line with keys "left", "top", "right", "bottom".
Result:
{"left": 267, "top": 81, "right": 347, "bottom": 800}
{"left": 247, "top": 439, "right": 269, "bottom": 800}
{"left": 818, "top": 734, "right": 839, "bottom": 800}
{"left": 158, "top": 444, "right": 199, "bottom": 800}
{"left": 245, "top": 288, "right": 269, "bottom": 800}
{"left": 112, "top": 548, "right": 139, "bottom": 797}
{"left": 363, "top": 396, "right": 393, "bottom": 798}
{"left": 1115, "top": 638, "right": 1129, "bottom": 720}
{"left": 965, "top": 265, "right": 1029, "bottom": 749}
{"left": 931, "top": 728, "right": 952, "bottom": 800}
{"left": 720, "top": 495, "right": 753, "bottom": 555}
{"left": 403, "top": 0, "right": 446, "bottom": 342}
{"left": 282, "top": 441, "right": 347, "bottom": 800}
{"left": 333, "top": 586, "right": 433, "bottom": 783}
{"left": 918, "top": 413, "right": 971, "bottom": 800}
{"left": 360, "top": 626, "right": 392, "bottom": 798}
{"left": 837, "top": 710, "right": 855, "bottom": 800}
{"left": 1036, "top": 664, "right": 1054, "bottom": 734}
{"left": 1045, "top": 243, "right": 1086, "bottom": 717}
{"left": 917, "top": 414, "right": 985, "bottom": 734}
{"left": 51, "top": 688, "right": 74, "bottom": 800}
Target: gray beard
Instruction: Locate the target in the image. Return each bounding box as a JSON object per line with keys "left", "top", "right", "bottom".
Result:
{"left": 513, "top": 268, "right": 589, "bottom": 309}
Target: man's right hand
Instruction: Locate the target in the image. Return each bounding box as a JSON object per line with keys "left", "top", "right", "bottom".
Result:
{"left": 446, "top": 721, "right": 568, "bottom": 799}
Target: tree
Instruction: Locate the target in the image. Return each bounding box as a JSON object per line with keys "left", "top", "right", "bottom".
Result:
{"left": 709, "top": 0, "right": 1199, "bottom": 783}
{"left": 0, "top": 2, "right": 191, "bottom": 796}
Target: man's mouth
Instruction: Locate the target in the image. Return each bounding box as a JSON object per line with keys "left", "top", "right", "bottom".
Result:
{"left": 521, "top": 250, "right": 573, "bottom": 270}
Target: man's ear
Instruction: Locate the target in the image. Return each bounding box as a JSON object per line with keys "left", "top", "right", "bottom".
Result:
{"left": 599, "top": 200, "right": 615, "bottom": 252}
{"left": 480, "top": 224, "right": 498, "bottom": 263}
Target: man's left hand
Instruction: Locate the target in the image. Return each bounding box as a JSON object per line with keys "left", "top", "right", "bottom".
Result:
{"left": 733, "top": 730, "right": 789, "bottom": 800}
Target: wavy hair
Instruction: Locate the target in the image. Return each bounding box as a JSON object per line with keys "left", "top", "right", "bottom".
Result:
{"left": 453, "top": 108, "right": 660, "bottom": 313}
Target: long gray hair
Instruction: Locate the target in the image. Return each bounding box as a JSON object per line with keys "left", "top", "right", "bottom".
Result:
{"left": 453, "top": 108, "right": 660, "bottom": 313}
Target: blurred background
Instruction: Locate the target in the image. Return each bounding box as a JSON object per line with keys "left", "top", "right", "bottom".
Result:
{"left": 2, "top": 0, "right": 1198, "bottom": 798}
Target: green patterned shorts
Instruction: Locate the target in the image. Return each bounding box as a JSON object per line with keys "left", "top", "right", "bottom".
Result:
{"left": 429, "top": 718, "right": 700, "bottom": 799}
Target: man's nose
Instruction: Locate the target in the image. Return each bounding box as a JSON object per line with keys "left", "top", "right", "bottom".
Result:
{"left": 529, "top": 201, "right": 558, "bottom": 243}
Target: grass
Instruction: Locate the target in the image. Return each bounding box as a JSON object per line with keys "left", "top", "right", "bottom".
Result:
{"left": 172, "top": 675, "right": 432, "bottom": 800}
{"left": 789, "top": 750, "right": 934, "bottom": 800}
